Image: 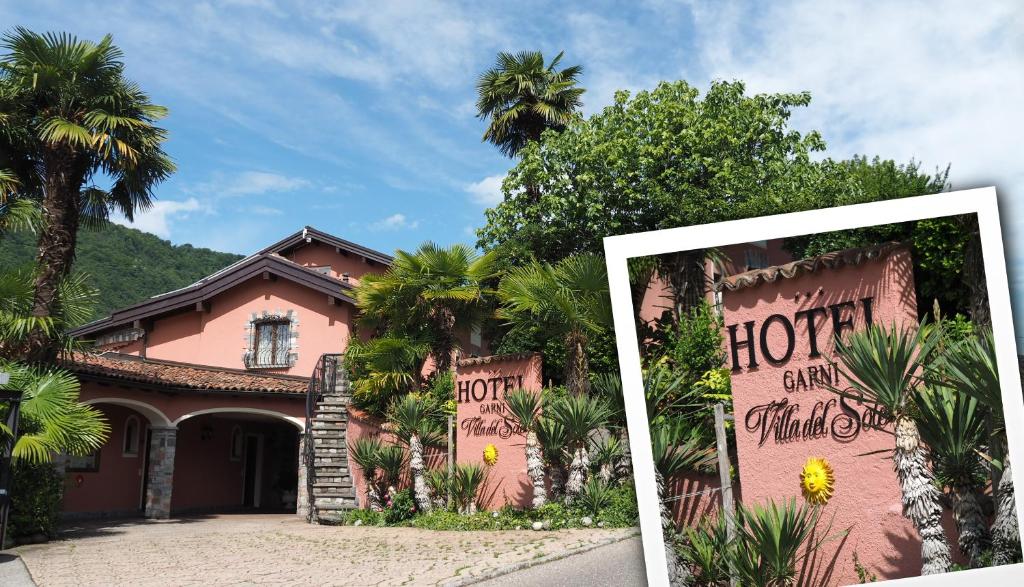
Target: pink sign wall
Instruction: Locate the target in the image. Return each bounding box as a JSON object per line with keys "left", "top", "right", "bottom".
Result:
{"left": 723, "top": 246, "right": 961, "bottom": 583}
{"left": 455, "top": 353, "right": 542, "bottom": 510}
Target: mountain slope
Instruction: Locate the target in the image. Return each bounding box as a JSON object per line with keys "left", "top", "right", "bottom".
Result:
{"left": 0, "top": 222, "right": 244, "bottom": 321}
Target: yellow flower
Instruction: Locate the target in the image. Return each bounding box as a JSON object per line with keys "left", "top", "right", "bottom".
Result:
{"left": 800, "top": 457, "right": 835, "bottom": 505}
{"left": 483, "top": 444, "right": 499, "bottom": 466}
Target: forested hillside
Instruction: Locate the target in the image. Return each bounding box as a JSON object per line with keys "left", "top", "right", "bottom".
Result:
{"left": 0, "top": 221, "right": 243, "bottom": 321}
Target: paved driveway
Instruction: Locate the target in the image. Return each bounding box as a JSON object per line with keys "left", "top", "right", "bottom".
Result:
{"left": 13, "top": 514, "right": 637, "bottom": 586}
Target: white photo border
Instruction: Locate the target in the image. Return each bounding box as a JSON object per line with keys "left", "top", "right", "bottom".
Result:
{"left": 604, "top": 187, "right": 1024, "bottom": 586}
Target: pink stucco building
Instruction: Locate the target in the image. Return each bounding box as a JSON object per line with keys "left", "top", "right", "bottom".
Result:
{"left": 62, "top": 227, "right": 485, "bottom": 520}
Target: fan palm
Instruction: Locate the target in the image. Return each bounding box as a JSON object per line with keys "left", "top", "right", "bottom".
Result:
{"left": 348, "top": 437, "right": 385, "bottom": 511}
{"left": 914, "top": 384, "right": 989, "bottom": 565}
{"left": 940, "top": 331, "right": 1020, "bottom": 565}
{"left": 504, "top": 389, "right": 546, "bottom": 508}
{"left": 388, "top": 394, "right": 444, "bottom": 512}
{"left": 498, "top": 254, "right": 612, "bottom": 395}
{"left": 0, "top": 28, "right": 174, "bottom": 361}
{"left": 346, "top": 335, "right": 429, "bottom": 413}
{"left": 355, "top": 243, "right": 498, "bottom": 375}
{"left": 476, "top": 50, "right": 584, "bottom": 158}
{"left": 0, "top": 360, "right": 109, "bottom": 463}
{"left": 1, "top": 265, "right": 97, "bottom": 359}
{"left": 545, "top": 393, "right": 611, "bottom": 502}
{"left": 828, "top": 323, "right": 952, "bottom": 574}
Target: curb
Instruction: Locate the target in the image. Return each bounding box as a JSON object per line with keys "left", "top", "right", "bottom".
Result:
{"left": 440, "top": 528, "right": 641, "bottom": 586}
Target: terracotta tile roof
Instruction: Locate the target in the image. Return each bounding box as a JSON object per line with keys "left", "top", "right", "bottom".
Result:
{"left": 456, "top": 352, "right": 540, "bottom": 368}
{"left": 65, "top": 353, "right": 309, "bottom": 395}
{"left": 720, "top": 242, "right": 907, "bottom": 292}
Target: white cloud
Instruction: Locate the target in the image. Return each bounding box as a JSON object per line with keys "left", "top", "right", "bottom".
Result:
{"left": 248, "top": 204, "right": 284, "bottom": 216}
{"left": 370, "top": 213, "right": 419, "bottom": 231}
{"left": 111, "top": 198, "right": 205, "bottom": 239}
{"left": 206, "top": 171, "right": 311, "bottom": 197}
{"left": 465, "top": 174, "right": 505, "bottom": 206}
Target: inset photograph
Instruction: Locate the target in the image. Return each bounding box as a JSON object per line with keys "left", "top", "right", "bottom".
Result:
{"left": 605, "top": 190, "right": 1024, "bottom": 585}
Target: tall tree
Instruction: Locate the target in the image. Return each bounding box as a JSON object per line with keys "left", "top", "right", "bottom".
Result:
{"left": 476, "top": 50, "right": 584, "bottom": 158}
{"left": 497, "top": 254, "right": 612, "bottom": 395}
{"left": 354, "top": 243, "right": 498, "bottom": 374}
{"left": 0, "top": 28, "right": 174, "bottom": 361}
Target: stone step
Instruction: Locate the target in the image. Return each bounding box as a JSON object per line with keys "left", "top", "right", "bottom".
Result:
{"left": 313, "top": 489, "right": 355, "bottom": 499}
{"left": 311, "top": 421, "right": 347, "bottom": 431}
{"left": 313, "top": 456, "right": 348, "bottom": 465}
{"left": 314, "top": 500, "right": 357, "bottom": 511}
{"left": 314, "top": 477, "right": 352, "bottom": 486}
{"left": 311, "top": 430, "right": 346, "bottom": 440}
{"left": 312, "top": 439, "right": 347, "bottom": 450}
{"left": 313, "top": 467, "right": 350, "bottom": 476}
{"left": 313, "top": 412, "right": 348, "bottom": 422}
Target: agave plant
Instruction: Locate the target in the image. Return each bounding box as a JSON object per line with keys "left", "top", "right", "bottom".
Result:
{"left": 504, "top": 389, "right": 546, "bottom": 508}
{"left": 388, "top": 394, "right": 444, "bottom": 512}
{"left": 731, "top": 498, "right": 834, "bottom": 587}
{"left": 545, "top": 393, "right": 612, "bottom": 502}
{"left": 914, "top": 384, "right": 989, "bottom": 565}
{"left": 451, "top": 463, "right": 486, "bottom": 514}
{"left": 940, "top": 330, "right": 1020, "bottom": 565}
{"left": 828, "top": 323, "right": 952, "bottom": 575}
{"left": 348, "top": 437, "right": 385, "bottom": 511}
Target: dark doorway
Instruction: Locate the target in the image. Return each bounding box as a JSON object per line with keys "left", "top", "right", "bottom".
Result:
{"left": 242, "top": 434, "right": 262, "bottom": 507}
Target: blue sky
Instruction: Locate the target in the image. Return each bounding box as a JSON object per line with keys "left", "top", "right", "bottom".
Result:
{"left": 3, "top": 1, "right": 1023, "bottom": 321}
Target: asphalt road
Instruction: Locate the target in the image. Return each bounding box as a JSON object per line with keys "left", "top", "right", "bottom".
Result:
{"left": 471, "top": 535, "right": 648, "bottom": 587}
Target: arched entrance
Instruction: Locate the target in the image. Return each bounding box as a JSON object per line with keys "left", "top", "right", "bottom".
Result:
{"left": 170, "top": 410, "right": 302, "bottom": 514}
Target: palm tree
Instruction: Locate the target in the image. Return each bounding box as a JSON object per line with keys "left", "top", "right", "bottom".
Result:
{"left": 345, "top": 335, "right": 429, "bottom": 413}
{"left": 348, "top": 437, "right": 385, "bottom": 511}
{"left": 0, "top": 28, "right": 174, "bottom": 361}
{"left": 941, "top": 331, "right": 1021, "bottom": 565}
{"left": 0, "top": 360, "right": 109, "bottom": 463}
{"left": 828, "top": 323, "right": 953, "bottom": 575}
{"left": 1, "top": 266, "right": 97, "bottom": 359}
{"left": 504, "top": 389, "right": 546, "bottom": 508}
{"left": 355, "top": 243, "right": 498, "bottom": 375}
{"left": 476, "top": 50, "right": 584, "bottom": 158}
{"left": 388, "top": 394, "right": 444, "bottom": 512}
{"left": 544, "top": 393, "right": 611, "bottom": 502}
{"left": 914, "top": 384, "right": 989, "bottom": 565}
{"left": 498, "top": 254, "right": 612, "bottom": 395}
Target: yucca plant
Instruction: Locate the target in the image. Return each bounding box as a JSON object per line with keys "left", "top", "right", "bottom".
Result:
{"left": 680, "top": 515, "right": 732, "bottom": 586}
{"left": 504, "top": 389, "right": 546, "bottom": 508}
{"left": 348, "top": 437, "right": 385, "bottom": 511}
{"left": 0, "top": 361, "right": 109, "bottom": 463}
{"left": 591, "top": 434, "right": 623, "bottom": 484}
{"left": 578, "top": 477, "right": 613, "bottom": 516}
{"left": 536, "top": 414, "right": 568, "bottom": 499}
{"left": 375, "top": 444, "right": 407, "bottom": 497}
{"left": 545, "top": 393, "right": 612, "bottom": 502}
{"left": 828, "top": 323, "right": 952, "bottom": 574}
{"left": 730, "top": 498, "right": 834, "bottom": 587}
{"left": 424, "top": 466, "right": 450, "bottom": 510}
{"left": 451, "top": 463, "right": 487, "bottom": 514}
{"left": 591, "top": 372, "right": 632, "bottom": 480}
{"left": 914, "top": 384, "right": 989, "bottom": 565}
{"left": 940, "top": 330, "right": 1020, "bottom": 565}
{"left": 652, "top": 417, "right": 717, "bottom": 585}
{"left": 388, "top": 394, "right": 444, "bottom": 512}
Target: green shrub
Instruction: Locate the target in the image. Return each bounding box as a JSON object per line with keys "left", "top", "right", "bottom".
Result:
{"left": 341, "top": 508, "right": 386, "bottom": 527}
{"left": 663, "top": 301, "right": 725, "bottom": 378}
{"left": 383, "top": 489, "right": 416, "bottom": 524}
{"left": 8, "top": 461, "right": 63, "bottom": 543}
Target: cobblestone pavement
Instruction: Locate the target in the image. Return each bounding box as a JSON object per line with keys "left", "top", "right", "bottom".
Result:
{"left": 14, "top": 514, "right": 637, "bottom": 586}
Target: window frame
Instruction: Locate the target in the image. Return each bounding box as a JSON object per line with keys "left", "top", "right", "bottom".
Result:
{"left": 248, "top": 317, "right": 292, "bottom": 368}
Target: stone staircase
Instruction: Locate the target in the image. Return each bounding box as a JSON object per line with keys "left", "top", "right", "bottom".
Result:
{"left": 306, "top": 359, "right": 357, "bottom": 523}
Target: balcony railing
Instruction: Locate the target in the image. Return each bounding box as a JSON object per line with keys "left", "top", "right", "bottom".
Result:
{"left": 243, "top": 348, "right": 294, "bottom": 369}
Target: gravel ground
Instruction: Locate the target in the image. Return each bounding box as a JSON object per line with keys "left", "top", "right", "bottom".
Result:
{"left": 13, "top": 514, "right": 636, "bottom": 586}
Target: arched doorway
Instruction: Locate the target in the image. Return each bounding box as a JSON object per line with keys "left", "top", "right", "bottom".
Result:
{"left": 170, "top": 410, "right": 302, "bottom": 514}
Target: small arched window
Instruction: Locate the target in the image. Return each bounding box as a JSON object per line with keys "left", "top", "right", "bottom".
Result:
{"left": 230, "top": 425, "right": 244, "bottom": 461}
{"left": 123, "top": 415, "right": 140, "bottom": 457}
